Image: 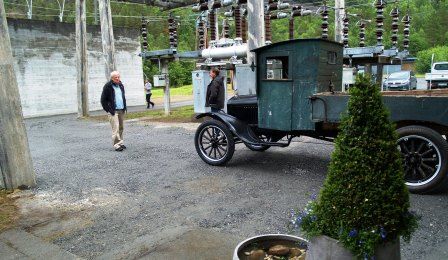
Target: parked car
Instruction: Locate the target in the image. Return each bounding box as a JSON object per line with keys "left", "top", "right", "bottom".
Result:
{"left": 425, "top": 62, "right": 448, "bottom": 89}
{"left": 383, "top": 71, "right": 417, "bottom": 91}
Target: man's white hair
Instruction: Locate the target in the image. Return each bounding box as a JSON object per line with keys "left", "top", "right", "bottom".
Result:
{"left": 110, "top": 71, "right": 120, "bottom": 79}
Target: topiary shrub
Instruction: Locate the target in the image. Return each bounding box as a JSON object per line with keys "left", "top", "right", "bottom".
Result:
{"left": 292, "top": 75, "right": 418, "bottom": 258}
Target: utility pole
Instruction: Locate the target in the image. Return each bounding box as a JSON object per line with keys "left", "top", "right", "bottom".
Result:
{"left": 0, "top": 0, "right": 36, "bottom": 190}
{"left": 246, "top": 0, "right": 265, "bottom": 66}
{"left": 161, "top": 60, "right": 171, "bottom": 116}
{"left": 98, "top": 0, "right": 116, "bottom": 80}
{"left": 25, "top": 0, "right": 32, "bottom": 19}
{"left": 335, "top": 0, "right": 345, "bottom": 43}
{"left": 76, "top": 0, "right": 89, "bottom": 117}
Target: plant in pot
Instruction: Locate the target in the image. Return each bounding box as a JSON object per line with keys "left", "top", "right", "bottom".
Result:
{"left": 291, "top": 75, "right": 419, "bottom": 259}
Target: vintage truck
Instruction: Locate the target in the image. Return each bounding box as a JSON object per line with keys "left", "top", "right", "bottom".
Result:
{"left": 425, "top": 62, "right": 448, "bottom": 89}
{"left": 194, "top": 39, "right": 448, "bottom": 194}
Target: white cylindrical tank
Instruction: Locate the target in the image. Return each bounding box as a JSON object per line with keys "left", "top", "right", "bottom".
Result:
{"left": 201, "top": 44, "right": 248, "bottom": 59}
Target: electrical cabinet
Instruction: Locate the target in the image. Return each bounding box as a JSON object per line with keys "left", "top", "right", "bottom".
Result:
{"left": 153, "top": 75, "right": 166, "bottom": 87}
{"left": 192, "top": 70, "right": 227, "bottom": 113}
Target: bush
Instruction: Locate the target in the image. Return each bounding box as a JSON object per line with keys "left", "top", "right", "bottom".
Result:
{"left": 294, "top": 75, "right": 418, "bottom": 258}
{"left": 415, "top": 46, "right": 448, "bottom": 74}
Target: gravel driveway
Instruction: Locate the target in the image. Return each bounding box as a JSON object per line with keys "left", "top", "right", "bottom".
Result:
{"left": 13, "top": 114, "right": 448, "bottom": 259}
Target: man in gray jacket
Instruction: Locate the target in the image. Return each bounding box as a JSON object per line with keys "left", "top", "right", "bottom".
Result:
{"left": 205, "top": 67, "right": 225, "bottom": 112}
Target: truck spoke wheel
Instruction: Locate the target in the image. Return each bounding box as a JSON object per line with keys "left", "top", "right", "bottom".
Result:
{"left": 397, "top": 126, "right": 448, "bottom": 194}
{"left": 195, "top": 120, "right": 235, "bottom": 166}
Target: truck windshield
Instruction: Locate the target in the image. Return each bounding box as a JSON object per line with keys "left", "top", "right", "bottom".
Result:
{"left": 388, "top": 71, "right": 409, "bottom": 80}
{"left": 434, "top": 64, "right": 448, "bottom": 70}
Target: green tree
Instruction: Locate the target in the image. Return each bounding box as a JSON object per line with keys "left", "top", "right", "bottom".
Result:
{"left": 416, "top": 46, "right": 448, "bottom": 73}
{"left": 297, "top": 75, "right": 418, "bottom": 258}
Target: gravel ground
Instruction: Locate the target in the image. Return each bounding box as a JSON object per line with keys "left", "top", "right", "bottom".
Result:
{"left": 15, "top": 114, "right": 448, "bottom": 259}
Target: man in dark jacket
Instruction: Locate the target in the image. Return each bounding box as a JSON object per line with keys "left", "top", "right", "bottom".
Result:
{"left": 101, "top": 71, "right": 127, "bottom": 151}
{"left": 205, "top": 67, "right": 225, "bottom": 112}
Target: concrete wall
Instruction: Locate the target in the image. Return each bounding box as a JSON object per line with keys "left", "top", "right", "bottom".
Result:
{"left": 7, "top": 18, "right": 144, "bottom": 118}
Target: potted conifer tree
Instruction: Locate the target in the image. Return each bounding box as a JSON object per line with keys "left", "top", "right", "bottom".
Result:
{"left": 291, "top": 75, "right": 418, "bottom": 259}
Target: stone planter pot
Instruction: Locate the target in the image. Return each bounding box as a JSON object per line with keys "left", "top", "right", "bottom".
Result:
{"left": 233, "top": 234, "right": 308, "bottom": 260}
{"left": 306, "top": 235, "right": 401, "bottom": 260}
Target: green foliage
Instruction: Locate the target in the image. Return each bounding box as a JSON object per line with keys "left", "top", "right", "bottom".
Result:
{"left": 168, "top": 61, "right": 195, "bottom": 87}
{"left": 294, "top": 75, "right": 418, "bottom": 258}
{"left": 415, "top": 46, "right": 448, "bottom": 73}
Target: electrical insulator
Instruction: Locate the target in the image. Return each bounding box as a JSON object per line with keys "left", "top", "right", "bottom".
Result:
{"left": 271, "top": 12, "right": 288, "bottom": 20}
{"left": 277, "top": 1, "right": 290, "bottom": 10}
{"left": 237, "top": 0, "right": 247, "bottom": 4}
{"left": 209, "top": 10, "right": 217, "bottom": 42}
{"left": 224, "top": 10, "right": 234, "bottom": 17}
{"left": 390, "top": 7, "right": 399, "bottom": 49}
{"left": 212, "top": 0, "right": 222, "bottom": 9}
{"left": 375, "top": 0, "right": 385, "bottom": 46}
{"left": 402, "top": 14, "right": 411, "bottom": 50}
{"left": 359, "top": 22, "right": 366, "bottom": 47}
{"left": 141, "top": 17, "right": 148, "bottom": 51}
{"left": 221, "top": 0, "right": 233, "bottom": 7}
{"left": 223, "top": 19, "right": 230, "bottom": 39}
{"left": 198, "top": 19, "right": 206, "bottom": 50}
{"left": 193, "top": 0, "right": 209, "bottom": 12}
{"left": 241, "top": 10, "right": 247, "bottom": 43}
{"left": 168, "top": 15, "right": 178, "bottom": 50}
{"left": 292, "top": 5, "right": 302, "bottom": 17}
{"left": 289, "top": 17, "right": 294, "bottom": 40}
{"left": 234, "top": 6, "right": 242, "bottom": 39}
{"left": 321, "top": 4, "right": 329, "bottom": 40}
{"left": 342, "top": 15, "right": 349, "bottom": 48}
{"left": 265, "top": 10, "right": 272, "bottom": 44}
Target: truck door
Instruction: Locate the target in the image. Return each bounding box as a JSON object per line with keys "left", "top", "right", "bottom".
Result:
{"left": 258, "top": 52, "right": 294, "bottom": 131}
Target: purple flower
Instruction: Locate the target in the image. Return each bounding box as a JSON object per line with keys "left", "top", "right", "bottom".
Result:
{"left": 349, "top": 229, "right": 358, "bottom": 238}
{"left": 379, "top": 226, "right": 387, "bottom": 240}
{"left": 310, "top": 193, "right": 317, "bottom": 200}
{"left": 296, "top": 215, "right": 303, "bottom": 225}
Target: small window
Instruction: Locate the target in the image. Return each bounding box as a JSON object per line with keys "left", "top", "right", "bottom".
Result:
{"left": 327, "top": 51, "right": 337, "bottom": 65}
{"left": 266, "top": 56, "right": 289, "bottom": 80}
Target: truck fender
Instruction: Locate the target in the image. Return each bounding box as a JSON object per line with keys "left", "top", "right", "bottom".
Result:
{"left": 195, "top": 112, "right": 261, "bottom": 145}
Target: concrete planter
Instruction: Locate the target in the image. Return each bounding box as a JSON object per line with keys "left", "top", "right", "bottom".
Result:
{"left": 306, "top": 235, "right": 401, "bottom": 260}
{"left": 233, "top": 234, "right": 308, "bottom": 260}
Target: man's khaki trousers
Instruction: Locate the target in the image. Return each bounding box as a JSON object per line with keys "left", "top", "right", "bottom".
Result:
{"left": 108, "top": 110, "right": 124, "bottom": 149}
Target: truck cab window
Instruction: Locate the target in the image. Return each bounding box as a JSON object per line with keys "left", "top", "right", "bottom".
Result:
{"left": 266, "top": 57, "right": 289, "bottom": 80}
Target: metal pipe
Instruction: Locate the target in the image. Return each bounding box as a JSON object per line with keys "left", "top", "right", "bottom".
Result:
{"left": 201, "top": 44, "right": 248, "bottom": 59}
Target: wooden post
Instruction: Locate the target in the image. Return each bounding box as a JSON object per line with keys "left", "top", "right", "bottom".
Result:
{"left": 98, "top": 0, "right": 116, "bottom": 80}
{"left": 376, "top": 64, "right": 384, "bottom": 86}
{"left": 76, "top": 0, "right": 89, "bottom": 117}
{"left": 246, "top": 0, "right": 265, "bottom": 66}
{"left": 0, "top": 0, "right": 36, "bottom": 189}
{"left": 161, "top": 59, "right": 171, "bottom": 116}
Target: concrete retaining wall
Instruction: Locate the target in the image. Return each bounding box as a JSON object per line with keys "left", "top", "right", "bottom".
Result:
{"left": 7, "top": 18, "right": 144, "bottom": 118}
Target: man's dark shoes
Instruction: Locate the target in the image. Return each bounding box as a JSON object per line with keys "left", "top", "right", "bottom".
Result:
{"left": 120, "top": 145, "right": 127, "bottom": 149}
{"left": 115, "top": 146, "right": 124, "bottom": 152}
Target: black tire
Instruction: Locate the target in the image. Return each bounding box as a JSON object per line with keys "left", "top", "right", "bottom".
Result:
{"left": 397, "top": 126, "right": 448, "bottom": 194}
{"left": 194, "top": 120, "right": 235, "bottom": 166}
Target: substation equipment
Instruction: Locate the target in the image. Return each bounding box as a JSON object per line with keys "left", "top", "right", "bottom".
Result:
{"left": 139, "top": 0, "right": 414, "bottom": 113}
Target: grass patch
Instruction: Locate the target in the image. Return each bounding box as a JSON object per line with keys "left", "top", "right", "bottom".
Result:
{"left": 152, "top": 85, "right": 193, "bottom": 98}
{"left": 0, "top": 190, "right": 18, "bottom": 232}
{"left": 90, "top": 105, "right": 196, "bottom": 123}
